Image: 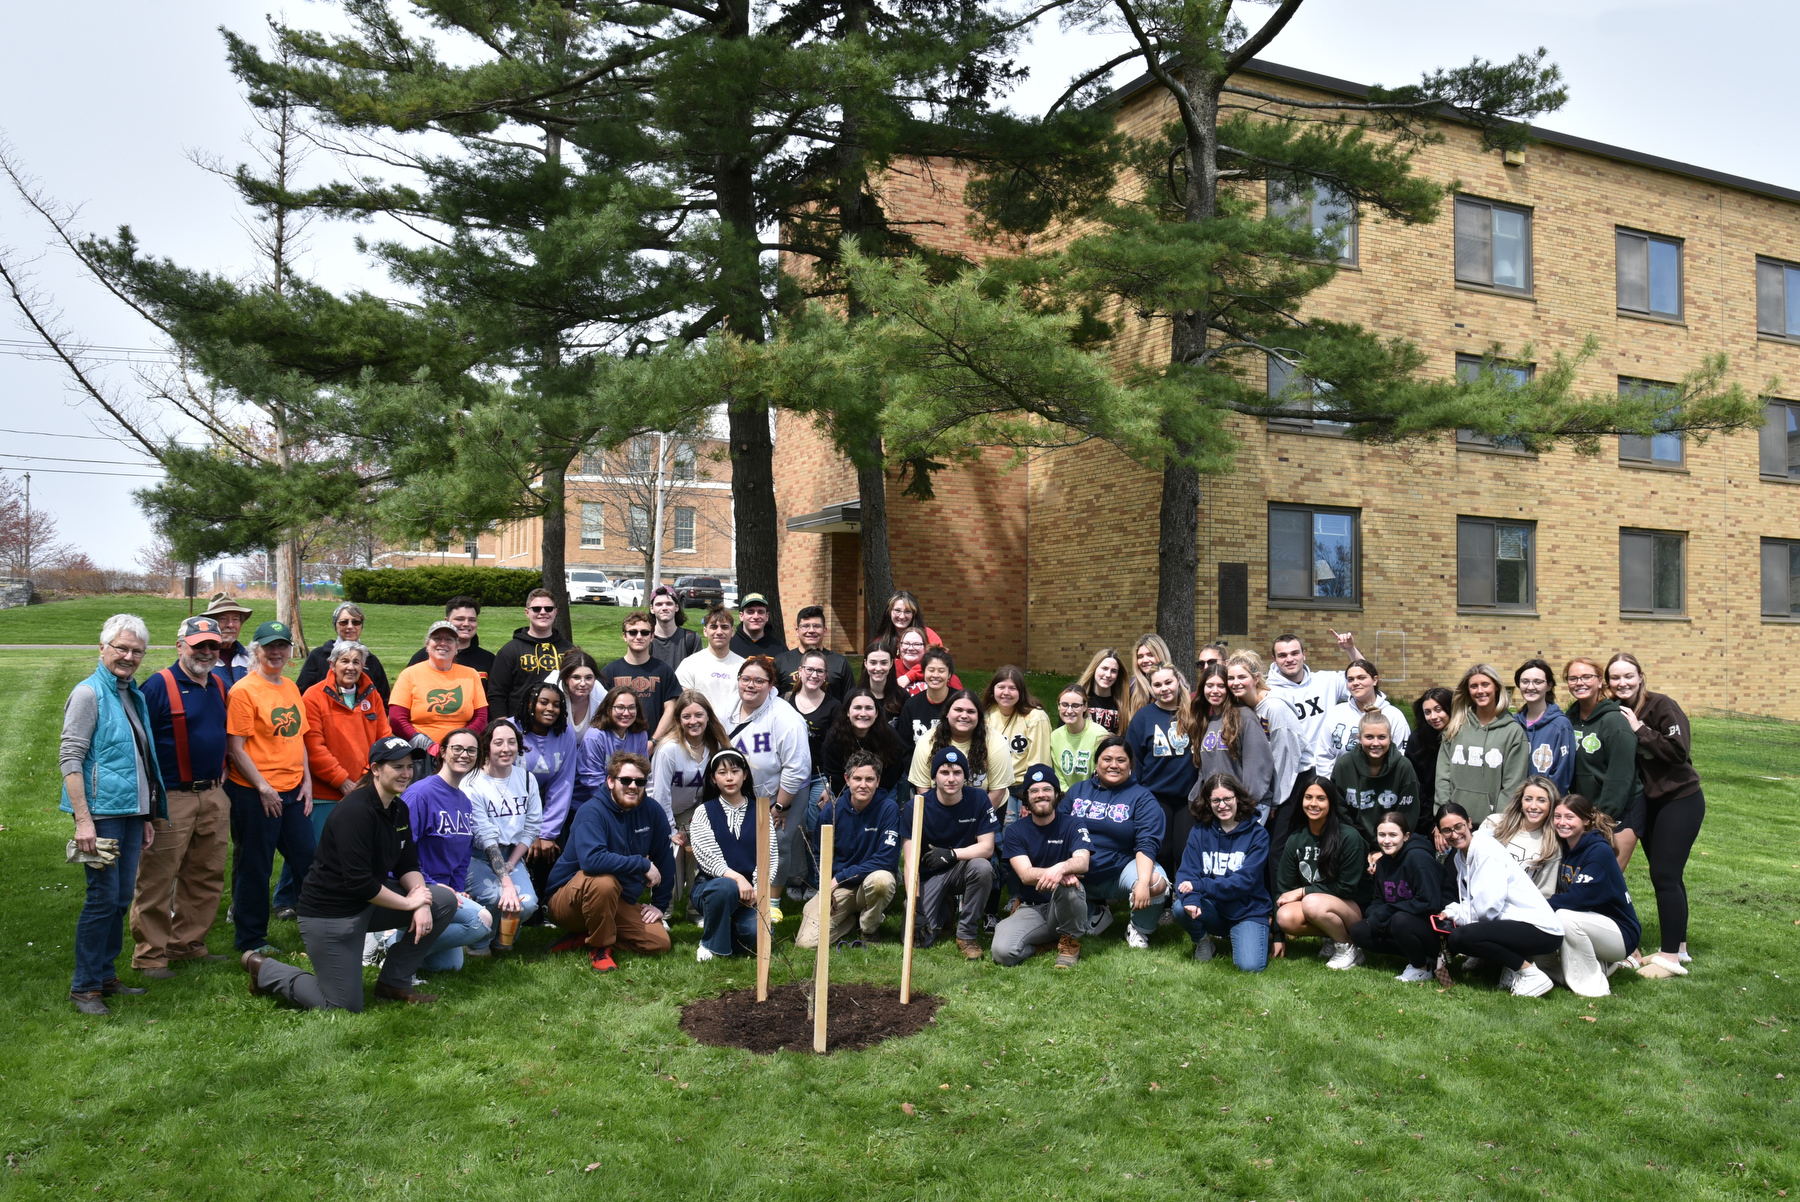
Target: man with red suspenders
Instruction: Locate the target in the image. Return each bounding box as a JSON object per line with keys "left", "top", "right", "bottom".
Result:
{"left": 130, "top": 617, "right": 234, "bottom": 977}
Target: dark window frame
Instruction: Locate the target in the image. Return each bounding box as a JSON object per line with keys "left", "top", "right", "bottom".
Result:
{"left": 1454, "top": 354, "right": 1535, "bottom": 453}
{"left": 1760, "top": 399, "right": 1800, "bottom": 481}
{"left": 1762, "top": 538, "right": 1800, "bottom": 617}
{"left": 1757, "top": 256, "right": 1800, "bottom": 340}
{"left": 1619, "top": 528, "right": 1685, "bottom": 616}
{"left": 1267, "top": 503, "right": 1361, "bottom": 607}
{"left": 1616, "top": 228, "right": 1684, "bottom": 319}
{"left": 1266, "top": 354, "right": 1349, "bottom": 436}
{"left": 1457, "top": 516, "right": 1536, "bottom": 610}
{"left": 1266, "top": 179, "right": 1359, "bottom": 266}
{"left": 1454, "top": 196, "right": 1534, "bottom": 296}
{"left": 1617, "top": 377, "right": 1686, "bottom": 468}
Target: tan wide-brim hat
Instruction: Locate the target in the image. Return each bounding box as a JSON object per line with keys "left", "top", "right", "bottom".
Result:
{"left": 202, "top": 591, "right": 255, "bottom": 619}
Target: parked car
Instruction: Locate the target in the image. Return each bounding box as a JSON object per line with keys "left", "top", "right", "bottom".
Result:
{"left": 722, "top": 583, "right": 738, "bottom": 609}
{"left": 614, "top": 578, "right": 646, "bottom": 608}
{"left": 566, "top": 569, "right": 618, "bottom": 605}
{"left": 674, "top": 575, "right": 725, "bottom": 609}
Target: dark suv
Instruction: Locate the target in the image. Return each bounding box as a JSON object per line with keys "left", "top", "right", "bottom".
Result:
{"left": 674, "top": 575, "right": 725, "bottom": 609}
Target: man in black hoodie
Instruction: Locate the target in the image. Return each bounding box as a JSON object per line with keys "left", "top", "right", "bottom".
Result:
{"left": 728, "top": 593, "right": 783, "bottom": 658}
{"left": 488, "top": 589, "right": 576, "bottom": 721}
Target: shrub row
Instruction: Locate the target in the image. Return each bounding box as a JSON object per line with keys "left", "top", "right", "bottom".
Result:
{"left": 341, "top": 566, "right": 545, "bottom": 607}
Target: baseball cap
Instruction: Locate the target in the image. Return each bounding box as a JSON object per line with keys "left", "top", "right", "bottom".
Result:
{"left": 177, "top": 616, "right": 224, "bottom": 645}
{"left": 739, "top": 592, "right": 769, "bottom": 610}
{"left": 931, "top": 747, "right": 967, "bottom": 775}
{"left": 251, "top": 620, "right": 293, "bottom": 647}
{"left": 369, "top": 736, "right": 423, "bottom": 765}
{"left": 650, "top": 584, "right": 679, "bottom": 601}
{"left": 426, "top": 620, "right": 460, "bottom": 640}
{"left": 202, "top": 591, "right": 254, "bottom": 618}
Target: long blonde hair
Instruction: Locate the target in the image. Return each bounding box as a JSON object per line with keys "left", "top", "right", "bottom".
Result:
{"left": 1445, "top": 663, "right": 1509, "bottom": 738}
{"left": 1122, "top": 633, "right": 1178, "bottom": 727}
{"left": 1492, "top": 776, "right": 1563, "bottom": 870}
{"left": 1077, "top": 647, "right": 1124, "bottom": 698}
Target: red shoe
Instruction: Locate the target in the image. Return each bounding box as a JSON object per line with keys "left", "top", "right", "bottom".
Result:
{"left": 588, "top": 946, "right": 618, "bottom": 973}
{"left": 548, "top": 933, "right": 588, "bottom": 955}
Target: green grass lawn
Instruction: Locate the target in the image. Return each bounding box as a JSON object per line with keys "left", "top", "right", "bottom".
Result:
{"left": 1, "top": 618, "right": 1796, "bottom": 1199}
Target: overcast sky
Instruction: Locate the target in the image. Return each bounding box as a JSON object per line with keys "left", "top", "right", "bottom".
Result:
{"left": 1, "top": 1, "right": 1793, "bottom": 568}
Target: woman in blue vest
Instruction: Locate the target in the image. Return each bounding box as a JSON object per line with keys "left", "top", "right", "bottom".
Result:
{"left": 687, "top": 750, "right": 780, "bottom": 961}
{"left": 61, "top": 614, "right": 166, "bottom": 1015}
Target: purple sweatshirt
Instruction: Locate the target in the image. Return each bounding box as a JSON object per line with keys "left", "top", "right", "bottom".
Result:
{"left": 523, "top": 726, "right": 579, "bottom": 840}
{"left": 404, "top": 775, "right": 475, "bottom": 893}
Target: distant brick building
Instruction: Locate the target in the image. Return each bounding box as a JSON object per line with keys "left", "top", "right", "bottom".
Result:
{"left": 776, "top": 59, "right": 1800, "bottom": 719}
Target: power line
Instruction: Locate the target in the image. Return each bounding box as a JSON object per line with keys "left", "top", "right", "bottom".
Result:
{"left": 0, "top": 464, "right": 162, "bottom": 479}
{"left": 0, "top": 426, "right": 207, "bottom": 446}
{"left": 0, "top": 452, "right": 161, "bottom": 467}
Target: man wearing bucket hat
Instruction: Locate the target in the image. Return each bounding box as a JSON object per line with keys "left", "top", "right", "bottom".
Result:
{"left": 200, "top": 592, "right": 256, "bottom": 683}
{"left": 901, "top": 746, "right": 998, "bottom": 960}
{"left": 993, "top": 763, "right": 1093, "bottom": 968}
{"left": 225, "top": 620, "right": 314, "bottom": 955}
{"left": 243, "top": 736, "right": 457, "bottom": 1010}
{"left": 388, "top": 620, "right": 490, "bottom": 759}
{"left": 130, "top": 616, "right": 233, "bottom": 978}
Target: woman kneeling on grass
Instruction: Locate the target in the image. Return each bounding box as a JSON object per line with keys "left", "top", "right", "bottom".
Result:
{"left": 1548, "top": 794, "right": 1641, "bottom": 997}
{"left": 1437, "top": 803, "right": 1564, "bottom": 997}
{"left": 1480, "top": 776, "right": 1563, "bottom": 897}
{"left": 688, "top": 750, "right": 779, "bottom": 962}
{"left": 1174, "top": 773, "right": 1271, "bottom": 971}
{"left": 1348, "top": 812, "right": 1445, "bottom": 983}
{"left": 1273, "top": 778, "right": 1369, "bottom": 970}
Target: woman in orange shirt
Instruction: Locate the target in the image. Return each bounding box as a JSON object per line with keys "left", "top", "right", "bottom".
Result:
{"left": 389, "top": 620, "right": 490, "bottom": 758}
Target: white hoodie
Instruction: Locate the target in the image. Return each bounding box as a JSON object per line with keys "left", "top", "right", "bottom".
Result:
{"left": 1265, "top": 666, "right": 1349, "bottom": 772}
{"left": 1312, "top": 694, "right": 1412, "bottom": 773}
{"left": 726, "top": 693, "right": 813, "bottom": 802}
{"left": 1443, "top": 828, "right": 1563, "bottom": 935}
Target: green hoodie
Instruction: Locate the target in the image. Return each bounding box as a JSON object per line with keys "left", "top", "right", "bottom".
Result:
{"left": 1433, "top": 710, "right": 1529, "bottom": 826}
{"left": 1330, "top": 746, "right": 1420, "bottom": 845}
{"left": 1566, "top": 697, "right": 1639, "bottom": 819}
{"left": 1277, "top": 822, "right": 1371, "bottom": 903}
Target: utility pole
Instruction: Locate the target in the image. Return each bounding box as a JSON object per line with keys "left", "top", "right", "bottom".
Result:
{"left": 21, "top": 471, "right": 29, "bottom": 580}
{"left": 649, "top": 431, "right": 667, "bottom": 590}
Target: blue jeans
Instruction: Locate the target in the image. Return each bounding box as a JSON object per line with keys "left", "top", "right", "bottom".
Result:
{"left": 1085, "top": 860, "right": 1169, "bottom": 936}
{"left": 1173, "top": 896, "right": 1271, "bottom": 972}
{"left": 421, "top": 893, "right": 494, "bottom": 972}
{"left": 272, "top": 800, "right": 335, "bottom": 912}
{"left": 467, "top": 858, "right": 540, "bottom": 937}
{"left": 72, "top": 816, "right": 145, "bottom": 994}
{"left": 693, "top": 876, "right": 758, "bottom": 956}
{"left": 226, "top": 782, "right": 316, "bottom": 953}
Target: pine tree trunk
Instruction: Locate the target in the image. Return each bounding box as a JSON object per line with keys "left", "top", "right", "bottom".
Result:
{"left": 857, "top": 450, "right": 892, "bottom": 647}
{"left": 541, "top": 465, "right": 572, "bottom": 641}
{"left": 275, "top": 538, "right": 308, "bottom": 656}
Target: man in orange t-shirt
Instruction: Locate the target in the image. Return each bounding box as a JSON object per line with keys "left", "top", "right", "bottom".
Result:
{"left": 389, "top": 620, "right": 490, "bottom": 757}
{"left": 225, "top": 621, "right": 314, "bottom": 954}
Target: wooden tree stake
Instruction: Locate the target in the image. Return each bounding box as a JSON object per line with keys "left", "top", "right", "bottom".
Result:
{"left": 756, "top": 793, "right": 771, "bottom": 1002}
{"left": 813, "top": 823, "right": 834, "bottom": 1054}
{"left": 900, "top": 792, "right": 925, "bottom": 1003}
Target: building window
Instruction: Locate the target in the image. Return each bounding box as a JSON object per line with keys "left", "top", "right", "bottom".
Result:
{"left": 671, "top": 441, "right": 697, "bottom": 482}
{"left": 1267, "top": 180, "right": 1357, "bottom": 264}
{"left": 1266, "top": 355, "right": 1347, "bottom": 433}
{"left": 1454, "top": 197, "right": 1532, "bottom": 294}
{"left": 1269, "top": 505, "right": 1359, "bottom": 604}
{"left": 1757, "top": 257, "right": 1800, "bottom": 339}
{"left": 1454, "top": 355, "right": 1532, "bottom": 451}
{"left": 627, "top": 436, "right": 655, "bottom": 475}
{"left": 1616, "top": 229, "right": 1682, "bottom": 318}
{"left": 1457, "top": 517, "right": 1535, "bottom": 609}
{"left": 580, "top": 502, "right": 604, "bottom": 548}
{"left": 1760, "top": 400, "right": 1800, "bottom": 479}
{"left": 463, "top": 539, "right": 479, "bottom": 557}
{"left": 577, "top": 447, "right": 604, "bottom": 476}
{"left": 1618, "top": 378, "right": 1684, "bottom": 467}
{"left": 627, "top": 504, "right": 650, "bottom": 549}
{"left": 1620, "top": 529, "right": 1684, "bottom": 615}
{"left": 1762, "top": 539, "right": 1800, "bottom": 617}
{"left": 673, "top": 507, "right": 696, "bottom": 552}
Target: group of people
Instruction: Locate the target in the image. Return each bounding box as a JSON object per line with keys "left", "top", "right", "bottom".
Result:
{"left": 59, "top": 585, "right": 1702, "bottom": 1015}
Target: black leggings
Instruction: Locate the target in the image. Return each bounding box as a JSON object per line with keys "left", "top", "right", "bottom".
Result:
{"left": 1641, "top": 788, "right": 1705, "bottom": 953}
{"left": 1350, "top": 911, "right": 1440, "bottom": 970}
{"left": 1156, "top": 794, "right": 1195, "bottom": 877}
{"left": 1446, "top": 919, "right": 1561, "bottom": 972}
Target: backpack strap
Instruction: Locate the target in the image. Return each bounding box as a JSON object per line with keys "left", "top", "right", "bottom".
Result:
{"left": 158, "top": 667, "right": 193, "bottom": 784}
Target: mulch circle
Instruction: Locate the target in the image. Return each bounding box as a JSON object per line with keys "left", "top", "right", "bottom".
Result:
{"left": 681, "top": 982, "right": 941, "bottom": 1054}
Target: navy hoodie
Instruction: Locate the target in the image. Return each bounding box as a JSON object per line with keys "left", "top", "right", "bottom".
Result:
{"left": 1124, "top": 702, "right": 1198, "bottom": 801}
{"left": 1518, "top": 702, "right": 1576, "bottom": 792}
{"left": 1175, "top": 817, "right": 1271, "bottom": 924}
{"left": 547, "top": 793, "right": 675, "bottom": 911}
{"left": 1061, "top": 773, "right": 1166, "bottom": 878}
{"left": 818, "top": 791, "right": 903, "bottom": 890}
{"left": 1366, "top": 832, "right": 1444, "bottom": 930}
{"left": 1551, "top": 830, "right": 1641, "bottom": 950}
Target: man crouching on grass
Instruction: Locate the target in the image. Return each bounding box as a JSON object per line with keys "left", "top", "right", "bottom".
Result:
{"left": 545, "top": 751, "right": 673, "bottom": 971}
{"left": 993, "top": 764, "right": 1093, "bottom": 968}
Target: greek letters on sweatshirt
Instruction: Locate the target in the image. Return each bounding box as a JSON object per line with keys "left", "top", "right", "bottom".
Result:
{"left": 818, "top": 792, "right": 902, "bottom": 889}
{"left": 1001, "top": 811, "right": 1092, "bottom": 905}
{"left": 1275, "top": 822, "right": 1370, "bottom": 903}
{"left": 1434, "top": 710, "right": 1530, "bottom": 827}
{"left": 1124, "top": 702, "right": 1198, "bottom": 801}
{"left": 1625, "top": 691, "right": 1701, "bottom": 803}
{"left": 1264, "top": 667, "right": 1349, "bottom": 772}
{"left": 1329, "top": 746, "right": 1420, "bottom": 845}
{"left": 1566, "top": 699, "right": 1639, "bottom": 820}
{"left": 1517, "top": 702, "right": 1576, "bottom": 793}
{"left": 1551, "top": 829, "right": 1640, "bottom": 949}
{"left": 522, "top": 726, "right": 578, "bottom": 840}
{"left": 546, "top": 794, "right": 675, "bottom": 911}
{"left": 404, "top": 775, "right": 476, "bottom": 893}
{"left": 727, "top": 694, "right": 813, "bottom": 801}
{"left": 462, "top": 765, "right": 543, "bottom": 851}
{"left": 1175, "top": 817, "right": 1272, "bottom": 925}
{"left": 1049, "top": 721, "right": 1105, "bottom": 791}
{"left": 1312, "top": 696, "right": 1412, "bottom": 770}
{"left": 1366, "top": 832, "right": 1444, "bottom": 928}
{"left": 1060, "top": 774, "right": 1165, "bottom": 878}
{"left": 1192, "top": 709, "right": 1274, "bottom": 809}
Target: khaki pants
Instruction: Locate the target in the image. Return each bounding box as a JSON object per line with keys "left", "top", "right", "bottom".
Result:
{"left": 130, "top": 784, "right": 230, "bottom": 968}
{"left": 796, "top": 870, "right": 896, "bottom": 948}
{"left": 548, "top": 872, "right": 671, "bottom": 955}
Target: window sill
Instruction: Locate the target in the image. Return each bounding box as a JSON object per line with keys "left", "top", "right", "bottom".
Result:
{"left": 1267, "top": 599, "right": 1364, "bottom": 612}
{"left": 1618, "top": 612, "right": 1690, "bottom": 622}
{"left": 1763, "top": 615, "right": 1800, "bottom": 624}
{"left": 1756, "top": 332, "right": 1800, "bottom": 346}
{"left": 1455, "top": 281, "right": 1536, "bottom": 302}
{"left": 1456, "top": 441, "right": 1537, "bottom": 458}
{"left": 1760, "top": 473, "right": 1800, "bottom": 485}
{"left": 1616, "top": 308, "right": 1686, "bottom": 327}
{"left": 1267, "top": 423, "right": 1352, "bottom": 439}
{"left": 1456, "top": 608, "right": 1539, "bottom": 618}
{"left": 1617, "top": 459, "right": 1689, "bottom": 474}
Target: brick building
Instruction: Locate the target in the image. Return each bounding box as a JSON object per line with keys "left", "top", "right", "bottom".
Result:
{"left": 775, "top": 59, "right": 1800, "bottom": 719}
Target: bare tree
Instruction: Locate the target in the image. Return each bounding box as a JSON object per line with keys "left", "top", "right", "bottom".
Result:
{"left": 571, "top": 429, "right": 733, "bottom": 587}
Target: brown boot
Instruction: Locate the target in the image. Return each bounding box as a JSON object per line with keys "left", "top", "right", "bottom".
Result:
{"left": 374, "top": 981, "right": 439, "bottom": 1004}
{"left": 1054, "top": 936, "right": 1081, "bottom": 968}
{"left": 956, "top": 938, "right": 982, "bottom": 961}
{"left": 242, "top": 949, "right": 270, "bottom": 997}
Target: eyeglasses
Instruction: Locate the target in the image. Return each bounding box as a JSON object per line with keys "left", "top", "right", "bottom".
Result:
{"left": 1567, "top": 673, "right": 1599, "bottom": 684}
{"left": 800, "top": 666, "right": 826, "bottom": 676}
{"left": 624, "top": 629, "right": 652, "bottom": 638}
{"left": 107, "top": 644, "right": 146, "bottom": 658}
{"left": 338, "top": 617, "right": 364, "bottom": 627}
{"left": 613, "top": 775, "right": 646, "bottom": 789}
{"left": 527, "top": 605, "right": 556, "bottom": 614}
{"left": 445, "top": 745, "right": 478, "bottom": 758}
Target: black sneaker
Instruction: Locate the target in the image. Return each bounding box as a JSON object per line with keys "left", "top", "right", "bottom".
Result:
{"left": 273, "top": 907, "right": 298, "bottom": 922}
{"left": 912, "top": 927, "right": 938, "bottom": 950}
{"left": 983, "top": 913, "right": 998, "bottom": 933}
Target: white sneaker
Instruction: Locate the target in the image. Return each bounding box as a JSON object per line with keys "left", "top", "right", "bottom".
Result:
{"left": 1088, "top": 908, "right": 1115, "bottom": 937}
{"left": 1317, "top": 939, "right": 1337, "bottom": 960}
{"left": 1511, "top": 964, "right": 1554, "bottom": 997}
{"left": 1126, "top": 925, "right": 1151, "bottom": 950}
{"left": 1396, "top": 965, "right": 1434, "bottom": 983}
{"left": 1193, "top": 935, "right": 1217, "bottom": 962}
{"left": 695, "top": 944, "right": 715, "bottom": 963}
{"left": 1497, "top": 967, "right": 1518, "bottom": 991}
{"left": 1677, "top": 948, "right": 1693, "bottom": 965}
{"left": 1326, "top": 943, "right": 1363, "bottom": 971}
